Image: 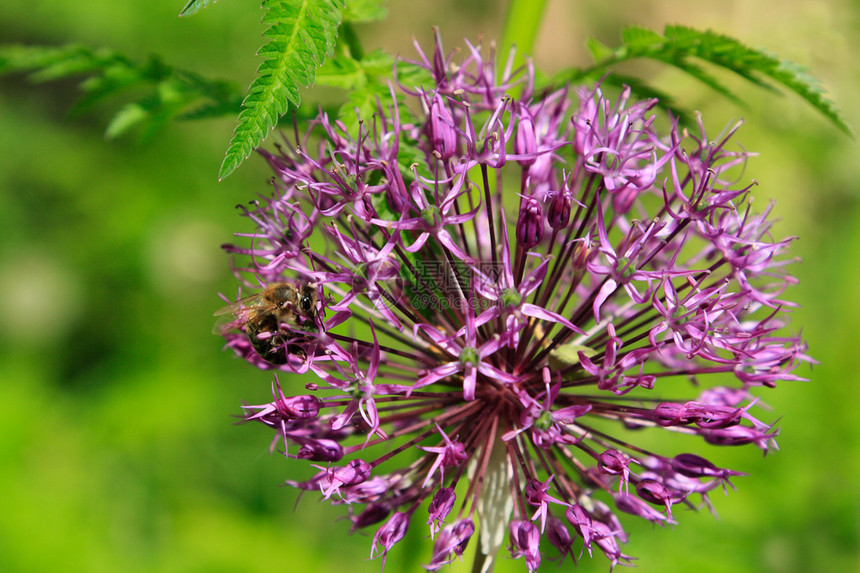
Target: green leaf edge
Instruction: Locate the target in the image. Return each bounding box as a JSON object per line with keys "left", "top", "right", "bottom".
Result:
{"left": 179, "top": 0, "right": 218, "bottom": 17}
{"left": 218, "top": 0, "right": 345, "bottom": 180}
{"left": 0, "top": 43, "right": 243, "bottom": 141}
{"left": 545, "top": 25, "right": 852, "bottom": 136}
{"left": 342, "top": 0, "right": 388, "bottom": 24}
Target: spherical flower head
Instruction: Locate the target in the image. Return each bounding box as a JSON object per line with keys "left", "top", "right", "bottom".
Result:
{"left": 218, "top": 31, "right": 810, "bottom": 571}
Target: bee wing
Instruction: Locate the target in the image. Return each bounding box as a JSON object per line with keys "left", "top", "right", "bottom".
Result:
{"left": 212, "top": 311, "right": 247, "bottom": 335}
{"left": 213, "top": 292, "right": 264, "bottom": 317}
{"left": 212, "top": 293, "right": 270, "bottom": 335}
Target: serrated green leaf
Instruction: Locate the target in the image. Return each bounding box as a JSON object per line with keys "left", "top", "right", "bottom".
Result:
{"left": 219, "top": 0, "right": 345, "bottom": 180}
{"left": 584, "top": 37, "right": 613, "bottom": 63}
{"left": 663, "top": 25, "right": 852, "bottom": 135}
{"left": 663, "top": 56, "right": 743, "bottom": 105}
{"left": 620, "top": 26, "right": 664, "bottom": 49}
{"left": 179, "top": 0, "right": 218, "bottom": 17}
{"left": 662, "top": 26, "right": 774, "bottom": 91}
{"left": 105, "top": 102, "right": 149, "bottom": 138}
{"left": 357, "top": 49, "right": 395, "bottom": 75}
{"left": 617, "top": 37, "right": 745, "bottom": 105}
{"left": 71, "top": 67, "right": 145, "bottom": 115}
{"left": 571, "top": 25, "right": 852, "bottom": 136}
{"left": 178, "top": 97, "right": 243, "bottom": 120}
{"left": 0, "top": 43, "right": 244, "bottom": 138}
{"left": 337, "top": 86, "right": 382, "bottom": 137}
{"left": 334, "top": 53, "right": 421, "bottom": 141}
{"left": 316, "top": 53, "right": 365, "bottom": 89}
{"left": 390, "top": 58, "right": 434, "bottom": 92}
{"left": 0, "top": 44, "right": 126, "bottom": 81}
{"left": 343, "top": 0, "right": 387, "bottom": 23}
{"left": 336, "top": 81, "right": 428, "bottom": 180}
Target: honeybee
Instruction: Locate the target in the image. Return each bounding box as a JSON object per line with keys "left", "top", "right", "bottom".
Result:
{"left": 214, "top": 281, "right": 319, "bottom": 364}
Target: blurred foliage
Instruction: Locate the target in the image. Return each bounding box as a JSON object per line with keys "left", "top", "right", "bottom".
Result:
{"left": 0, "top": 1, "right": 857, "bottom": 572}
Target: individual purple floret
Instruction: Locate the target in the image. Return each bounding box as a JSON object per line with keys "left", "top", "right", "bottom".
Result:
{"left": 218, "top": 30, "right": 809, "bottom": 571}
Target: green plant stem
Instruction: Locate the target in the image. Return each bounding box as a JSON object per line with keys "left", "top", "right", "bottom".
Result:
{"left": 499, "top": 0, "right": 548, "bottom": 73}
{"left": 471, "top": 550, "right": 492, "bottom": 573}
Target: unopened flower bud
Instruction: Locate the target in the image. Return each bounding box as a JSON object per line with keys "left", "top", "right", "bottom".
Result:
{"left": 516, "top": 197, "right": 544, "bottom": 248}
{"left": 548, "top": 189, "right": 571, "bottom": 229}
{"left": 429, "top": 95, "right": 457, "bottom": 159}
{"left": 296, "top": 438, "right": 343, "bottom": 462}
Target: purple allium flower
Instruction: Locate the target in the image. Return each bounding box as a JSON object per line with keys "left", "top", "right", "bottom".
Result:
{"left": 218, "top": 32, "right": 810, "bottom": 571}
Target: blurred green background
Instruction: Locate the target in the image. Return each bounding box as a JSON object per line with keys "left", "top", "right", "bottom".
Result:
{"left": 0, "top": 1, "right": 857, "bottom": 572}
